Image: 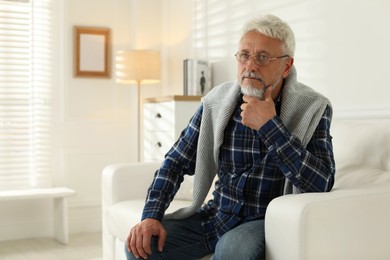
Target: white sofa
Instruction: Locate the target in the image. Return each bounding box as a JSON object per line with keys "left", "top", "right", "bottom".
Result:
{"left": 102, "top": 118, "right": 390, "bottom": 260}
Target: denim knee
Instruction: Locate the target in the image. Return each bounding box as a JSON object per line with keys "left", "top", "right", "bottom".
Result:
{"left": 212, "top": 220, "right": 265, "bottom": 260}
{"left": 124, "top": 243, "right": 138, "bottom": 260}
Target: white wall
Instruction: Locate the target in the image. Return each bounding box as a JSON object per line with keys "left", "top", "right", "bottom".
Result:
{"left": 61, "top": 0, "right": 134, "bottom": 234}
{"left": 160, "top": 0, "right": 194, "bottom": 95}
{"left": 323, "top": 0, "right": 390, "bottom": 116}
{"left": 61, "top": 0, "right": 163, "bottom": 235}
{"left": 0, "top": 0, "right": 163, "bottom": 241}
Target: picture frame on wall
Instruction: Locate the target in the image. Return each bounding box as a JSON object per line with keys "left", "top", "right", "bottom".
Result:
{"left": 74, "top": 26, "right": 111, "bottom": 78}
{"left": 183, "top": 59, "right": 211, "bottom": 96}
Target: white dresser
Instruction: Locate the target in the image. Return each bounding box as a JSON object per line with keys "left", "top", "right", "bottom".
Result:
{"left": 142, "top": 96, "right": 201, "bottom": 162}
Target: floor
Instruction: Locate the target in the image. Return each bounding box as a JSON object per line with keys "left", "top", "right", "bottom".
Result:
{"left": 0, "top": 232, "right": 102, "bottom": 260}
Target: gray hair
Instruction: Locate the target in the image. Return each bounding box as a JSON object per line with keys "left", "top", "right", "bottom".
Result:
{"left": 241, "top": 14, "right": 296, "bottom": 57}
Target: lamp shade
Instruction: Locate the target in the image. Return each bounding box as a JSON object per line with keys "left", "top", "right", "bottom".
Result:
{"left": 115, "top": 50, "right": 161, "bottom": 84}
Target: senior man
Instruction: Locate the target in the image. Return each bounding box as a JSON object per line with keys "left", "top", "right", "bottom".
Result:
{"left": 126, "top": 14, "right": 335, "bottom": 260}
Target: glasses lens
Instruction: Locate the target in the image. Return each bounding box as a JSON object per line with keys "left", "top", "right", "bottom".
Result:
{"left": 235, "top": 52, "right": 271, "bottom": 65}
{"left": 236, "top": 52, "right": 246, "bottom": 63}
{"left": 256, "top": 54, "right": 270, "bottom": 65}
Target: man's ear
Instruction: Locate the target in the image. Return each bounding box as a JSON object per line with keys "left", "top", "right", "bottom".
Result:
{"left": 282, "top": 57, "right": 294, "bottom": 78}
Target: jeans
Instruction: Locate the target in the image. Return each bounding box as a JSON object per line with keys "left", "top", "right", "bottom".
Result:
{"left": 213, "top": 219, "right": 265, "bottom": 260}
{"left": 124, "top": 213, "right": 265, "bottom": 260}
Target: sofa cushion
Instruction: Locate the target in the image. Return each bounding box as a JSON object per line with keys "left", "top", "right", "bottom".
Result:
{"left": 334, "top": 165, "right": 390, "bottom": 189}
{"left": 332, "top": 119, "right": 390, "bottom": 188}
{"left": 107, "top": 199, "right": 192, "bottom": 242}
{"left": 175, "top": 175, "right": 194, "bottom": 200}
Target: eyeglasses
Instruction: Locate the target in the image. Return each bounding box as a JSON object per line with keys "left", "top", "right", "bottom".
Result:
{"left": 235, "top": 51, "right": 290, "bottom": 66}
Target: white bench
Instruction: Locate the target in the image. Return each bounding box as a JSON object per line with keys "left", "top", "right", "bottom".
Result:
{"left": 0, "top": 187, "right": 76, "bottom": 244}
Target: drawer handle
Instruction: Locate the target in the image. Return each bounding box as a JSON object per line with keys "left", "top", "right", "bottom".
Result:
{"left": 155, "top": 113, "right": 162, "bottom": 118}
{"left": 156, "top": 142, "right": 162, "bottom": 148}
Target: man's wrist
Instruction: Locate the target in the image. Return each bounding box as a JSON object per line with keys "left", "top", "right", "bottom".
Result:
{"left": 258, "top": 116, "right": 289, "bottom": 147}
{"left": 142, "top": 209, "right": 164, "bottom": 222}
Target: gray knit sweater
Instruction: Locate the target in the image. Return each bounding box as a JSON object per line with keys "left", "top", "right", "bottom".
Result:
{"left": 166, "top": 66, "right": 331, "bottom": 220}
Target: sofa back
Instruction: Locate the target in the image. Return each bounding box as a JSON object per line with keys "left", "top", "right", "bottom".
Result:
{"left": 331, "top": 118, "right": 390, "bottom": 189}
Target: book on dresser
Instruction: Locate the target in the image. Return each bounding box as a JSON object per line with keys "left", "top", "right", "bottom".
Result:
{"left": 183, "top": 59, "right": 212, "bottom": 96}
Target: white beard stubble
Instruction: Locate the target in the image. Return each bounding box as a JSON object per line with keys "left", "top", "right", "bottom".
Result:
{"left": 240, "top": 69, "right": 283, "bottom": 100}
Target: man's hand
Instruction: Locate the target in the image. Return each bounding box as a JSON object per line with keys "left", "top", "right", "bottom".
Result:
{"left": 240, "top": 86, "right": 276, "bottom": 130}
{"left": 126, "top": 218, "right": 167, "bottom": 259}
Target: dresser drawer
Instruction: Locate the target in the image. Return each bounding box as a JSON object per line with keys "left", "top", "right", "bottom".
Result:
{"left": 144, "top": 131, "right": 174, "bottom": 161}
{"left": 142, "top": 96, "right": 201, "bottom": 162}
{"left": 144, "top": 102, "right": 174, "bottom": 132}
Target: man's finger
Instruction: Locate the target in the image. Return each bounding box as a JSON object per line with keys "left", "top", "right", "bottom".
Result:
{"left": 242, "top": 94, "right": 250, "bottom": 103}
{"left": 264, "top": 86, "right": 273, "bottom": 101}
{"left": 143, "top": 234, "right": 153, "bottom": 256}
{"left": 157, "top": 229, "right": 167, "bottom": 252}
{"left": 240, "top": 102, "right": 247, "bottom": 111}
{"left": 129, "top": 230, "right": 140, "bottom": 258}
{"left": 135, "top": 232, "right": 148, "bottom": 259}
{"left": 126, "top": 233, "right": 131, "bottom": 253}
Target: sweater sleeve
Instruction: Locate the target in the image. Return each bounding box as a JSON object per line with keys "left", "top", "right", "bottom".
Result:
{"left": 141, "top": 105, "right": 203, "bottom": 221}
{"left": 258, "top": 105, "right": 335, "bottom": 193}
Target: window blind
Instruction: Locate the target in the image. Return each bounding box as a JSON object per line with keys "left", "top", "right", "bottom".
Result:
{"left": 0, "top": 0, "right": 52, "bottom": 190}
{"left": 192, "top": 0, "right": 252, "bottom": 62}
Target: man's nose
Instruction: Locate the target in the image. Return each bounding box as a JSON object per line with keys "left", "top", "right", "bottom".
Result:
{"left": 245, "top": 57, "right": 258, "bottom": 70}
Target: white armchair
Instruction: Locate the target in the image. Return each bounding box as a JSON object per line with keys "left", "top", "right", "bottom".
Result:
{"left": 102, "top": 118, "right": 390, "bottom": 260}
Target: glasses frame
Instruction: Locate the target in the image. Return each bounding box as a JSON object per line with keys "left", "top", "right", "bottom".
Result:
{"left": 235, "top": 51, "right": 290, "bottom": 66}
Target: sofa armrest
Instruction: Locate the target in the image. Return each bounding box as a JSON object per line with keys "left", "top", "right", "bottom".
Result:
{"left": 101, "top": 162, "right": 162, "bottom": 260}
{"left": 265, "top": 184, "right": 390, "bottom": 260}
{"left": 102, "top": 161, "right": 162, "bottom": 207}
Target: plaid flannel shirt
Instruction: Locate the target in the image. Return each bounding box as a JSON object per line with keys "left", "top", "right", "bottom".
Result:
{"left": 142, "top": 94, "right": 335, "bottom": 249}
